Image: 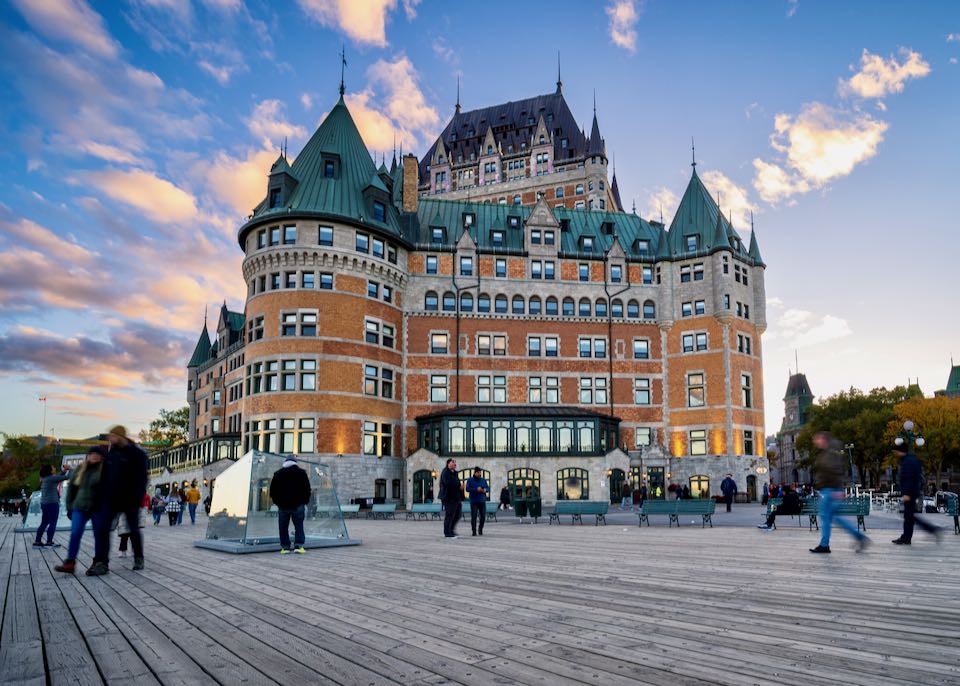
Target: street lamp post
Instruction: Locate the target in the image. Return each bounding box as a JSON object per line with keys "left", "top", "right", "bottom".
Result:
{"left": 894, "top": 420, "right": 925, "bottom": 495}
{"left": 844, "top": 442, "right": 856, "bottom": 494}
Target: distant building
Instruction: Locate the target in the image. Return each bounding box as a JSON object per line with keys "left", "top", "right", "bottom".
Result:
{"left": 934, "top": 361, "right": 960, "bottom": 398}
{"left": 776, "top": 373, "right": 814, "bottom": 485}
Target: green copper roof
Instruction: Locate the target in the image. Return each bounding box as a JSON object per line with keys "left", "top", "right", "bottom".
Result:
{"left": 244, "top": 95, "right": 401, "bottom": 239}
{"left": 748, "top": 225, "right": 765, "bottom": 266}
{"left": 270, "top": 154, "right": 293, "bottom": 176}
{"left": 947, "top": 365, "right": 960, "bottom": 393}
{"left": 187, "top": 325, "right": 212, "bottom": 368}
{"left": 668, "top": 170, "right": 755, "bottom": 262}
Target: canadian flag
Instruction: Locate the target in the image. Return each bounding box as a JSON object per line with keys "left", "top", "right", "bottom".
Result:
{"left": 39, "top": 396, "right": 47, "bottom": 402}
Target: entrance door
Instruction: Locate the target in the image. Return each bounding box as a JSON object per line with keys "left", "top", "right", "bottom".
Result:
{"left": 609, "top": 468, "right": 625, "bottom": 503}
{"left": 746, "top": 475, "right": 757, "bottom": 502}
{"left": 648, "top": 467, "right": 665, "bottom": 499}
{"left": 412, "top": 469, "right": 434, "bottom": 503}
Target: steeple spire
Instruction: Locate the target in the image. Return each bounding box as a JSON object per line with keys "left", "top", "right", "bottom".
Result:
{"left": 455, "top": 75, "right": 461, "bottom": 114}
{"left": 691, "top": 137, "right": 696, "bottom": 169}
{"left": 339, "top": 45, "right": 347, "bottom": 96}
{"left": 556, "top": 52, "right": 562, "bottom": 94}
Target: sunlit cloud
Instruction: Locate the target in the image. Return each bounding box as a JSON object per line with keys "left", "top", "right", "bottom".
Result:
{"left": 0, "top": 216, "right": 97, "bottom": 266}
{"left": 839, "top": 48, "right": 931, "bottom": 99}
{"left": 247, "top": 99, "right": 308, "bottom": 150}
{"left": 10, "top": 0, "right": 120, "bottom": 59}
{"left": 86, "top": 168, "right": 198, "bottom": 223}
{"left": 296, "top": 0, "right": 411, "bottom": 47}
{"left": 606, "top": 0, "right": 640, "bottom": 53}
{"left": 366, "top": 55, "right": 440, "bottom": 141}
{"left": 699, "top": 170, "right": 758, "bottom": 230}
{"left": 195, "top": 148, "right": 279, "bottom": 216}
{"left": 644, "top": 186, "right": 678, "bottom": 225}
{"left": 300, "top": 93, "right": 314, "bottom": 110}
{"left": 765, "top": 307, "right": 853, "bottom": 349}
{"left": 786, "top": 0, "right": 799, "bottom": 18}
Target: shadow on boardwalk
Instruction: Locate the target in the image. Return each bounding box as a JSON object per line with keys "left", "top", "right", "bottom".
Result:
{"left": 1, "top": 514, "right": 958, "bottom": 685}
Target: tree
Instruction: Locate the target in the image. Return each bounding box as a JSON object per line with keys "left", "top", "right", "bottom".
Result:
{"left": 887, "top": 396, "right": 960, "bottom": 488}
{"left": 0, "top": 434, "right": 59, "bottom": 498}
{"left": 796, "top": 385, "right": 922, "bottom": 488}
{"left": 138, "top": 407, "right": 189, "bottom": 446}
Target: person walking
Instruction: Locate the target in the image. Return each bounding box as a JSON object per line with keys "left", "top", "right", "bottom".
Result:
{"left": 99, "top": 426, "right": 148, "bottom": 573}
{"left": 809, "top": 432, "right": 869, "bottom": 553}
{"left": 55, "top": 446, "right": 108, "bottom": 575}
{"left": 184, "top": 481, "right": 201, "bottom": 525}
{"left": 758, "top": 485, "right": 802, "bottom": 530}
{"left": 892, "top": 444, "right": 942, "bottom": 545}
{"left": 720, "top": 474, "right": 738, "bottom": 513}
{"left": 34, "top": 464, "right": 71, "bottom": 548}
{"left": 465, "top": 467, "right": 489, "bottom": 536}
{"left": 439, "top": 458, "right": 461, "bottom": 539}
{"left": 150, "top": 488, "right": 165, "bottom": 525}
{"left": 165, "top": 488, "right": 182, "bottom": 526}
{"left": 498, "top": 485, "right": 511, "bottom": 511}
{"left": 620, "top": 481, "right": 633, "bottom": 511}
{"left": 269, "top": 457, "right": 311, "bottom": 554}
{"left": 203, "top": 494, "right": 212, "bottom": 516}
{"left": 636, "top": 483, "right": 647, "bottom": 508}
{"left": 117, "top": 491, "right": 149, "bottom": 557}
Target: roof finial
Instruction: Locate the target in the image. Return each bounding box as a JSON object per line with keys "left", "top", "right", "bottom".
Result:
{"left": 203, "top": 304, "right": 208, "bottom": 329}
{"left": 659, "top": 203, "right": 664, "bottom": 225}
{"left": 556, "top": 51, "right": 562, "bottom": 93}
{"left": 691, "top": 136, "right": 696, "bottom": 169}
{"left": 455, "top": 74, "right": 461, "bottom": 114}
{"left": 593, "top": 89, "right": 597, "bottom": 115}
{"left": 795, "top": 349, "right": 800, "bottom": 374}
{"left": 750, "top": 210, "right": 755, "bottom": 233}
{"left": 339, "top": 45, "right": 347, "bottom": 96}
{"left": 632, "top": 198, "right": 637, "bottom": 214}
{"left": 612, "top": 152, "right": 616, "bottom": 176}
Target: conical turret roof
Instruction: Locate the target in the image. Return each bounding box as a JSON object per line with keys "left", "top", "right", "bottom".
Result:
{"left": 668, "top": 169, "right": 747, "bottom": 256}
{"left": 587, "top": 111, "right": 605, "bottom": 157}
{"left": 187, "top": 324, "right": 212, "bottom": 368}
{"left": 610, "top": 173, "right": 624, "bottom": 212}
{"left": 748, "top": 224, "right": 765, "bottom": 267}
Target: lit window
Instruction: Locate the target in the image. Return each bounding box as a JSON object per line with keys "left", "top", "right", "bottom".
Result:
{"left": 689, "top": 430, "right": 707, "bottom": 456}
{"left": 687, "top": 373, "right": 705, "bottom": 408}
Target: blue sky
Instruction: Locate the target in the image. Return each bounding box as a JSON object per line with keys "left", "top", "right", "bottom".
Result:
{"left": 0, "top": 0, "right": 957, "bottom": 440}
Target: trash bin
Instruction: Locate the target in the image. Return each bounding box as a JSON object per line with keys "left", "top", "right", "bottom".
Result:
{"left": 527, "top": 498, "right": 542, "bottom": 519}
{"left": 514, "top": 499, "right": 528, "bottom": 518}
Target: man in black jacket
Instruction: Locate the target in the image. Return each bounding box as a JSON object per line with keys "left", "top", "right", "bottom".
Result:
{"left": 269, "top": 458, "right": 312, "bottom": 553}
{"left": 438, "top": 458, "right": 461, "bottom": 539}
{"left": 92, "top": 425, "right": 148, "bottom": 575}
{"left": 892, "top": 445, "right": 941, "bottom": 545}
{"left": 758, "top": 485, "right": 802, "bottom": 530}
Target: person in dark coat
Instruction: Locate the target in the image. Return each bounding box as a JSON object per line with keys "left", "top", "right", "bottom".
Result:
{"left": 758, "top": 485, "right": 802, "bottom": 530}
{"left": 892, "top": 444, "right": 941, "bottom": 545}
{"left": 465, "top": 467, "right": 489, "bottom": 536}
{"left": 809, "top": 432, "right": 868, "bottom": 554}
{"left": 720, "top": 474, "right": 737, "bottom": 512}
{"left": 438, "top": 458, "right": 461, "bottom": 539}
{"left": 269, "top": 457, "right": 312, "bottom": 554}
{"left": 93, "top": 426, "right": 148, "bottom": 575}
{"left": 34, "top": 464, "right": 71, "bottom": 548}
{"left": 55, "top": 446, "right": 107, "bottom": 575}
{"left": 498, "top": 486, "right": 511, "bottom": 511}
{"left": 681, "top": 484, "right": 690, "bottom": 500}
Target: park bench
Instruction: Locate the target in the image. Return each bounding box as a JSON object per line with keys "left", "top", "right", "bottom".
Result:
{"left": 638, "top": 499, "right": 716, "bottom": 527}
{"left": 339, "top": 504, "right": 361, "bottom": 518}
{"left": 804, "top": 496, "right": 870, "bottom": 532}
{"left": 460, "top": 501, "right": 499, "bottom": 522}
{"left": 366, "top": 503, "right": 397, "bottom": 519}
{"left": 944, "top": 495, "right": 958, "bottom": 534}
{"left": 406, "top": 503, "right": 442, "bottom": 520}
{"left": 764, "top": 497, "right": 815, "bottom": 529}
{"left": 548, "top": 500, "right": 608, "bottom": 525}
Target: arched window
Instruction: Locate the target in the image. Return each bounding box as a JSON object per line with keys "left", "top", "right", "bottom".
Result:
{"left": 512, "top": 295, "right": 525, "bottom": 314}
{"left": 611, "top": 299, "right": 623, "bottom": 318}
{"left": 425, "top": 291, "right": 438, "bottom": 311}
{"left": 643, "top": 300, "right": 656, "bottom": 319}
{"left": 442, "top": 292, "right": 456, "bottom": 312}
{"left": 494, "top": 294, "right": 508, "bottom": 313}
{"left": 557, "top": 467, "right": 589, "bottom": 501}
{"left": 477, "top": 293, "right": 490, "bottom": 313}
{"left": 595, "top": 298, "right": 607, "bottom": 317}
{"left": 627, "top": 299, "right": 640, "bottom": 318}
{"left": 487, "top": 145, "right": 493, "bottom": 155}
{"left": 508, "top": 468, "right": 541, "bottom": 499}
{"left": 562, "top": 297, "right": 575, "bottom": 316}
{"left": 412, "top": 469, "right": 434, "bottom": 504}
{"left": 528, "top": 296, "right": 542, "bottom": 315}
{"left": 545, "top": 296, "right": 558, "bottom": 315}
{"left": 689, "top": 475, "right": 710, "bottom": 499}
{"left": 578, "top": 298, "right": 591, "bottom": 317}
{"left": 460, "top": 292, "right": 474, "bottom": 312}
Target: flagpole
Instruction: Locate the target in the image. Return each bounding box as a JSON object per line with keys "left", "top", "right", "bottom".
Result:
{"left": 39, "top": 396, "right": 47, "bottom": 436}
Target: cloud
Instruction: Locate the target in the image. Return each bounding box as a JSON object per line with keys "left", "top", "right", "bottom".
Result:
{"left": 76, "top": 141, "right": 144, "bottom": 165}
{"left": 765, "top": 308, "right": 853, "bottom": 348}
{"left": 366, "top": 55, "right": 439, "bottom": 139}
{"left": 201, "top": 0, "right": 242, "bottom": 11}
{"left": 247, "top": 99, "right": 308, "bottom": 150}
{"left": 951, "top": 58, "right": 959, "bottom": 65}
{"left": 198, "top": 60, "right": 233, "bottom": 84}
{"left": 744, "top": 102, "right": 762, "bottom": 119}
{"left": 401, "top": 0, "right": 421, "bottom": 20}
{"left": 643, "top": 187, "right": 678, "bottom": 225}
{"left": 11, "top": 0, "right": 119, "bottom": 58}
{"left": 752, "top": 158, "right": 809, "bottom": 204}
{"left": 840, "top": 48, "right": 931, "bottom": 99}
{"left": 300, "top": 93, "right": 314, "bottom": 110}
{"left": 699, "top": 170, "right": 758, "bottom": 230}
{"left": 0, "top": 216, "right": 97, "bottom": 266}
{"left": 606, "top": 0, "right": 640, "bottom": 53}
{"left": 786, "top": 0, "right": 799, "bottom": 17}
{"left": 432, "top": 37, "right": 458, "bottom": 65}
{"left": 194, "top": 147, "right": 279, "bottom": 216}
{"left": 86, "top": 168, "right": 198, "bottom": 223}
{"left": 297, "top": 0, "right": 403, "bottom": 47}
{"left": 948, "top": 33, "right": 960, "bottom": 42}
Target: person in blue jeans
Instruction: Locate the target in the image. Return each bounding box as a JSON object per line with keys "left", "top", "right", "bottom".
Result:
{"left": 269, "top": 458, "right": 311, "bottom": 554}
{"left": 809, "top": 432, "right": 869, "bottom": 553}
{"left": 54, "top": 446, "right": 108, "bottom": 575}
{"left": 34, "top": 464, "right": 72, "bottom": 548}
{"left": 465, "top": 466, "right": 489, "bottom": 536}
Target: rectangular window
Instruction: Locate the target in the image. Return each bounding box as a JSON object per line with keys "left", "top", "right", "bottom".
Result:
{"left": 282, "top": 313, "right": 298, "bottom": 336}
{"left": 430, "top": 375, "right": 447, "bottom": 403}
{"left": 680, "top": 265, "right": 691, "bottom": 283}
{"left": 300, "top": 360, "right": 316, "bottom": 391}
{"left": 324, "top": 160, "right": 335, "bottom": 178}
{"left": 694, "top": 263, "right": 704, "bottom": 281}
{"left": 579, "top": 377, "right": 607, "bottom": 405}
{"left": 356, "top": 232, "right": 369, "bottom": 253}
{"left": 544, "top": 261, "right": 555, "bottom": 280}
{"left": 282, "top": 360, "right": 297, "bottom": 391}
{"left": 686, "top": 235, "right": 698, "bottom": 252}
{"left": 682, "top": 334, "right": 694, "bottom": 353}
{"left": 431, "top": 228, "right": 444, "bottom": 243}
{"left": 741, "top": 374, "right": 752, "bottom": 408}
{"left": 531, "top": 260, "right": 542, "bottom": 279}
{"left": 687, "top": 373, "right": 705, "bottom": 408}
{"left": 460, "top": 256, "right": 473, "bottom": 276}
{"left": 299, "top": 418, "right": 315, "bottom": 453}
{"left": 544, "top": 231, "right": 555, "bottom": 245}
{"left": 610, "top": 265, "right": 622, "bottom": 283}
{"left": 695, "top": 300, "right": 705, "bottom": 315}
{"left": 270, "top": 227, "right": 281, "bottom": 246}
{"left": 582, "top": 237, "right": 594, "bottom": 253}
{"left": 431, "top": 333, "right": 448, "bottom": 354}
{"left": 578, "top": 263, "right": 589, "bottom": 282}
{"left": 531, "top": 230, "right": 541, "bottom": 245}
{"left": 544, "top": 337, "right": 558, "bottom": 357}
{"left": 382, "top": 285, "right": 392, "bottom": 304}
{"left": 682, "top": 302, "right": 693, "bottom": 317}
{"left": 642, "top": 266, "right": 653, "bottom": 284}
{"left": 300, "top": 312, "right": 317, "bottom": 336}
{"left": 477, "top": 376, "right": 506, "bottom": 403}
{"left": 372, "top": 202, "right": 386, "bottom": 223}
{"left": 301, "top": 272, "right": 315, "bottom": 289}
{"left": 579, "top": 338, "right": 591, "bottom": 358}
{"left": 271, "top": 273, "right": 281, "bottom": 290}
{"left": 634, "top": 378, "right": 651, "bottom": 405}
{"left": 744, "top": 304, "right": 750, "bottom": 320}
{"left": 695, "top": 333, "right": 707, "bottom": 351}
{"left": 283, "top": 225, "right": 296, "bottom": 245}
{"left": 477, "top": 335, "right": 491, "bottom": 355}
{"left": 633, "top": 339, "right": 649, "bottom": 359}
{"left": 381, "top": 368, "right": 394, "bottom": 399}
{"left": 382, "top": 324, "right": 394, "bottom": 348}
{"left": 594, "top": 338, "right": 606, "bottom": 358}
{"left": 493, "top": 335, "right": 506, "bottom": 356}
{"left": 367, "top": 281, "right": 378, "bottom": 299}
{"left": 372, "top": 238, "right": 385, "bottom": 259}
{"left": 319, "top": 273, "right": 333, "bottom": 290}
{"left": 285, "top": 271, "right": 296, "bottom": 289}
{"left": 318, "top": 226, "right": 333, "bottom": 246}
{"left": 426, "top": 255, "right": 438, "bottom": 274}
{"left": 212, "top": 390, "right": 221, "bottom": 405}
{"left": 257, "top": 230, "right": 266, "bottom": 249}
{"left": 744, "top": 430, "right": 754, "bottom": 456}
{"left": 635, "top": 427, "right": 652, "bottom": 448}
{"left": 491, "top": 230, "right": 504, "bottom": 247}
{"left": 689, "top": 429, "right": 707, "bottom": 456}
{"left": 363, "top": 421, "right": 392, "bottom": 457}
{"left": 527, "top": 337, "right": 541, "bottom": 356}
{"left": 365, "top": 320, "right": 380, "bottom": 344}
{"left": 528, "top": 376, "right": 542, "bottom": 404}
{"left": 724, "top": 294, "right": 730, "bottom": 310}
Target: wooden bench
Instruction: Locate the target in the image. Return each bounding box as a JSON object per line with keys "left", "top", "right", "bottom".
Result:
{"left": 366, "top": 503, "right": 397, "bottom": 519}
{"left": 405, "top": 503, "right": 442, "bottom": 520}
{"left": 460, "top": 501, "right": 498, "bottom": 522}
{"left": 638, "top": 499, "right": 716, "bottom": 527}
{"left": 548, "top": 501, "right": 609, "bottom": 525}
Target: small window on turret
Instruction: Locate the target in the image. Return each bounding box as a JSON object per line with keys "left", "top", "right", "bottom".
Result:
{"left": 373, "top": 202, "right": 386, "bottom": 222}
{"left": 324, "top": 160, "right": 335, "bottom": 178}
{"left": 269, "top": 188, "right": 281, "bottom": 208}
{"left": 686, "top": 235, "right": 699, "bottom": 251}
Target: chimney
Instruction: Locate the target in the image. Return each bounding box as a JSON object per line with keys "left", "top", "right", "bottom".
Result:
{"left": 402, "top": 153, "right": 418, "bottom": 214}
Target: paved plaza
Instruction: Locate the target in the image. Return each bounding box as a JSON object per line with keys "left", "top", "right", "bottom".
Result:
{"left": 1, "top": 507, "right": 958, "bottom": 685}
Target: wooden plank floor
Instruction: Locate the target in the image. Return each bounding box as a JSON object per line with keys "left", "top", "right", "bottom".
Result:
{"left": 1, "top": 509, "right": 958, "bottom": 686}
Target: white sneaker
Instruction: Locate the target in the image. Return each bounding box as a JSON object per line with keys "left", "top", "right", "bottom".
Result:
{"left": 757, "top": 525, "right": 772, "bottom": 531}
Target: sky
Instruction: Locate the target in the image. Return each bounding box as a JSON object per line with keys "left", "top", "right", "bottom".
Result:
{"left": 0, "top": 0, "right": 957, "bottom": 441}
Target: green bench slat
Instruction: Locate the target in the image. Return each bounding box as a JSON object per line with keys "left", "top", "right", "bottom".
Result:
{"left": 638, "top": 500, "right": 716, "bottom": 528}
{"left": 549, "top": 501, "right": 609, "bottom": 525}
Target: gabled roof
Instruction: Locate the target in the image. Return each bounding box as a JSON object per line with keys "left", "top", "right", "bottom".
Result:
{"left": 187, "top": 325, "right": 212, "bottom": 368}
{"left": 243, "top": 95, "right": 402, "bottom": 242}
{"left": 667, "top": 169, "right": 753, "bottom": 261}
{"left": 270, "top": 154, "right": 293, "bottom": 176}
{"left": 784, "top": 373, "right": 813, "bottom": 400}
{"left": 419, "top": 90, "right": 590, "bottom": 179}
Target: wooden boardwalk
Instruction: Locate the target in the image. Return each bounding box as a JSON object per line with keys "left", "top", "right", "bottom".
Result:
{"left": 1, "top": 511, "right": 958, "bottom": 685}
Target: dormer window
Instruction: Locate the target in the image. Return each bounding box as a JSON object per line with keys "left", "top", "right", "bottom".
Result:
{"left": 463, "top": 213, "right": 475, "bottom": 227}
{"left": 559, "top": 219, "right": 571, "bottom": 233}
{"left": 269, "top": 187, "right": 282, "bottom": 208}
{"left": 581, "top": 237, "right": 594, "bottom": 253}
{"left": 372, "top": 201, "right": 386, "bottom": 223}
{"left": 431, "top": 227, "right": 445, "bottom": 243}
{"left": 324, "top": 161, "right": 335, "bottom": 178}
{"left": 487, "top": 145, "right": 493, "bottom": 155}
{"left": 686, "top": 235, "right": 699, "bottom": 252}
{"left": 539, "top": 135, "right": 545, "bottom": 144}
{"left": 635, "top": 239, "right": 650, "bottom": 255}
{"left": 491, "top": 230, "right": 504, "bottom": 247}
{"left": 602, "top": 221, "right": 614, "bottom": 235}
{"left": 508, "top": 216, "right": 520, "bottom": 228}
